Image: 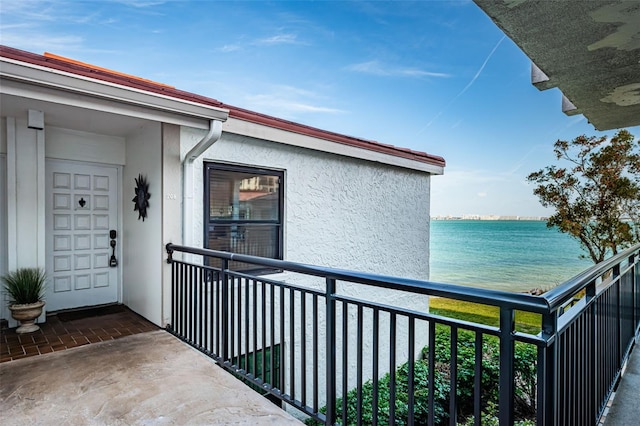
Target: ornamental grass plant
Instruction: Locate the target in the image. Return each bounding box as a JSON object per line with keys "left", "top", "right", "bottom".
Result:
{"left": 1, "top": 268, "right": 46, "bottom": 305}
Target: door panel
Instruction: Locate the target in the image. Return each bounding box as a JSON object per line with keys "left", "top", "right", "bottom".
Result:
{"left": 46, "top": 160, "right": 119, "bottom": 311}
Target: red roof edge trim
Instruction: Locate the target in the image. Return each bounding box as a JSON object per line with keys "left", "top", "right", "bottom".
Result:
{"left": 43, "top": 52, "right": 176, "bottom": 89}
{"left": 0, "top": 45, "right": 226, "bottom": 109}
{"left": 226, "top": 106, "right": 446, "bottom": 167}
{"left": 0, "top": 45, "right": 445, "bottom": 169}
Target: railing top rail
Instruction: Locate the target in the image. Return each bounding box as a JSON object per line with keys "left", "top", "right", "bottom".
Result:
{"left": 542, "top": 243, "right": 640, "bottom": 311}
{"left": 166, "top": 243, "right": 551, "bottom": 313}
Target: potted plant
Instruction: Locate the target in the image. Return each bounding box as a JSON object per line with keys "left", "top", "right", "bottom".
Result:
{"left": 1, "top": 268, "right": 46, "bottom": 334}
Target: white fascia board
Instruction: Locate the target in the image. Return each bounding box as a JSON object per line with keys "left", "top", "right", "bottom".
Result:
{"left": 224, "top": 117, "right": 444, "bottom": 175}
{"left": 0, "top": 58, "right": 229, "bottom": 126}
{"left": 2, "top": 79, "right": 209, "bottom": 129}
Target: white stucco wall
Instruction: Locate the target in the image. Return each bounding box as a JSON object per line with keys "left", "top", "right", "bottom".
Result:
{"left": 180, "top": 126, "right": 432, "bottom": 410}
{"left": 182, "top": 128, "right": 432, "bottom": 280}
{"left": 123, "top": 122, "right": 163, "bottom": 326}
{"left": 161, "top": 123, "right": 183, "bottom": 327}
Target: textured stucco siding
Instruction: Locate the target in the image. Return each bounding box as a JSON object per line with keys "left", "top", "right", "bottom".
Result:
{"left": 181, "top": 127, "right": 432, "bottom": 409}
{"left": 122, "top": 122, "right": 163, "bottom": 326}
{"left": 182, "top": 127, "right": 431, "bottom": 280}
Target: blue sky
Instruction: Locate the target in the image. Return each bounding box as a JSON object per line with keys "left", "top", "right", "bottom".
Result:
{"left": 2, "top": 0, "right": 638, "bottom": 217}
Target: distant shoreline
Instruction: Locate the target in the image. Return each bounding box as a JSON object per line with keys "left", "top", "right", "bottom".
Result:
{"left": 431, "top": 216, "right": 548, "bottom": 221}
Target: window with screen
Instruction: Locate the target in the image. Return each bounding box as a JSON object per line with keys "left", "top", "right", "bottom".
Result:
{"left": 204, "top": 162, "right": 283, "bottom": 272}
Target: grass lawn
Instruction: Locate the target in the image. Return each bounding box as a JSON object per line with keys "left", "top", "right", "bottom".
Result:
{"left": 429, "top": 297, "right": 542, "bottom": 335}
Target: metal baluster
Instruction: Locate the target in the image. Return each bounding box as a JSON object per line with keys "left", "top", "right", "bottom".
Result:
{"left": 326, "top": 278, "right": 337, "bottom": 426}
{"left": 498, "top": 307, "right": 515, "bottom": 425}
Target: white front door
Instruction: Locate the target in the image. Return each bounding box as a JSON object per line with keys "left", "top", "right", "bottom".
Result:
{"left": 46, "top": 160, "right": 119, "bottom": 311}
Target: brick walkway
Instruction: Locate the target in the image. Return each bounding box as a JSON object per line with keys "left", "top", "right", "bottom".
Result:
{"left": 0, "top": 304, "right": 158, "bottom": 362}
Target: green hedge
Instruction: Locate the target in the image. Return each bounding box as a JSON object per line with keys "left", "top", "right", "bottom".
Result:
{"left": 306, "top": 326, "right": 537, "bottom": 425}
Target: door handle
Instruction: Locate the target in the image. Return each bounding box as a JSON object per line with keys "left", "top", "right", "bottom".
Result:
{"left": 109, "top": 230, "right": 118, "bottom": 267}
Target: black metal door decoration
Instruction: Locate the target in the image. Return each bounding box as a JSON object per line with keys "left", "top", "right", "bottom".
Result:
{"left": 132, "top": 174, "right": 151, "bottom": 221}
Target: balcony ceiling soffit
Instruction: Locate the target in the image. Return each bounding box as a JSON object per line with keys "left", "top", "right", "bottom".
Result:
{"left": 474, "top": 0, "right": 640, "bottom": 130}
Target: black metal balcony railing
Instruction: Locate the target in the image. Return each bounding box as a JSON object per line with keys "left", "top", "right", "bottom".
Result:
{"left": 165, "top": 243, "right": 640, "bottom": 426}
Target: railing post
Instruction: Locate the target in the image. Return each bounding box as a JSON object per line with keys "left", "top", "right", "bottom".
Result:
{"left": 221, "top": 258, "right": 229, "bottom": 362}
{"left": 538, "top": 312, "right": 558, "bottom": 426}
{"left": 587, "top": 279, "right": 597, "bottom": 424}
{"left": 498, "top": 307, "right": 515, "bottom": 426}
{"left": 631, "top": 253, "right": 636, "bottom": 329}
{"left": 166, "top": 243, "right": 174, "bottom": 264}
{"left": 165, "top": 244, "right": 174, "bottom": 332}
{"left": 629, "top": 250, "right": 640, "bottom": 336}
{"left": 326, "top": 277, "right": 337, "bottom": 426}
{"left": 613, "top": 263, "right": 622, "bottom": 365}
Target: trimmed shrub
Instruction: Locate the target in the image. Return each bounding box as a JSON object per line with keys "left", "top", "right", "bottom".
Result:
{"left": 307, "top": 325, "right": 537, "bottom": 425}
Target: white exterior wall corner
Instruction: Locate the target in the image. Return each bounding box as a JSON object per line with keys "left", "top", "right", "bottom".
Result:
{"left": 123, "top": 122, "right": 163, "bottom": 326}
{"left": 161, "top": 123, "right": 182, "bottom": 327}
{"left": 180, "top": 125, "right": 432, "bottom": 410}
{"left": 1, "top": 117, "right": 46, "bottom": 326}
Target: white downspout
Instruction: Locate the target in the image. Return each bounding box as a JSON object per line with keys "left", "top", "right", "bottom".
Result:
{"left": 183, "top": 120, "right": 223, "bottom": 250}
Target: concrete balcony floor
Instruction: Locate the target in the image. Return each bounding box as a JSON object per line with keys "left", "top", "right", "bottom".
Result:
{"left": 0, "top": 309, "right": 302, "bottom": 425}
{"left": 604, "top": 337, "right": 640, "bottom": 425}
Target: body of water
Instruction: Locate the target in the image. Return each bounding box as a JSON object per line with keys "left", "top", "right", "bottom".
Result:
{"left": 429, "top": 220, "right": 593, "bottom": 293}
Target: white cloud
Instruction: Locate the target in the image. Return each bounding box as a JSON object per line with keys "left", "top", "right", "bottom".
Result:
{"left": 346, "top": 60, "right": 450, "bottom": 78}
{"left": 228, "top": 82, "right": 347, "bottom": 119}
{"left": 477, "top": 192, "right": 487, "bottom": 197}
{"left": 245, "top": 94, "right": 346, "bottom": 115}
{"left": 271, "top": 85, "right": 322, "bottom": 99}
{"left": 0, "top": 1, "right": 107, "bottom": 52}
{"left": 218, "top": 33, "right": 305, "bottom": 52}
{"left": 0, "top": 23, "right": 34, "bottom": 30}
{"left": 257, "top": 33, "right": 301, "bottom": 45}
{"left": 217, "top": 44, "right": 242, "bottom": 53}
{"left": 113, "top": 0, "right": 166, "bottom": 7}
{"left": 0, "top": 1, "right": 61, "bottom": 22}
{"left": 0, "top": 32, "right": 84, "bottom": 53}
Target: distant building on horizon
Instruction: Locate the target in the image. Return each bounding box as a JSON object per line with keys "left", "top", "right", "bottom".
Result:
{"left": 431, "top": 215, "right": 547, "bottom": 221}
